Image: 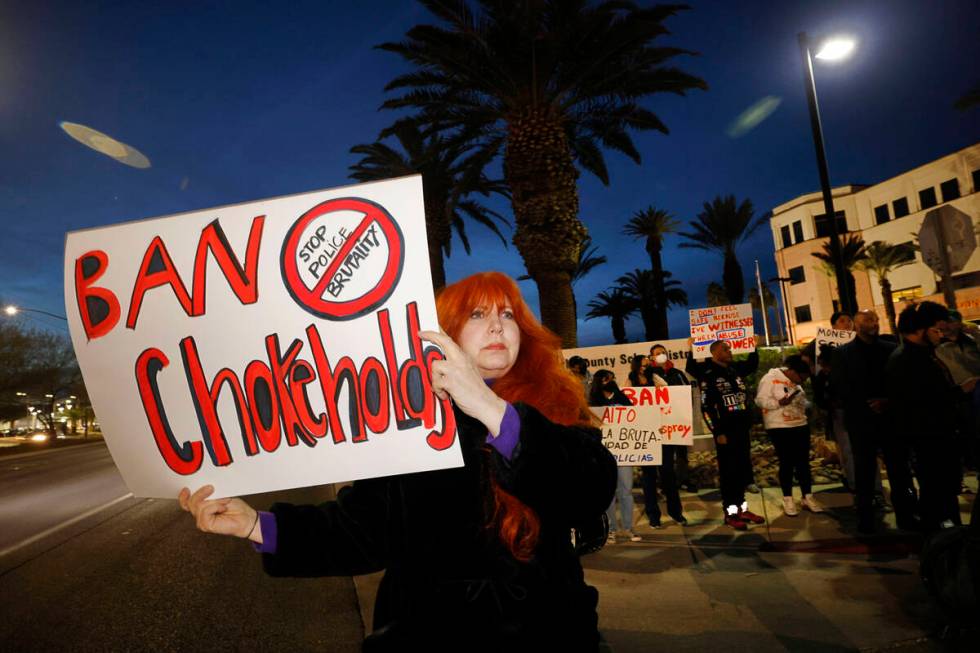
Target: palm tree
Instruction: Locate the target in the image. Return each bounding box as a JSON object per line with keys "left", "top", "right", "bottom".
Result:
{"left": 706, "top": 282, "right": 729, "bottom": 307}
{"left": 623, "top": 207, "right": 681, "bottom": 338}
{"left": 812, "top": 234, "right": 867, "bottom": 314}
{"left": 678, "top": 196, "right": 767, "bottom": 304}
{"left": 571, "top": 235, "right": 607, "bottom": 287}
{"left": 379, "top": 1, "right": 706, "bottom": 346}
{"left": 586, "top": 289, "right": 638, "bottom": 344}
{"left": 857, "top": 241, "right": 915, "bottom": 334}
{"left": 616, "top": 269, "right": 687, "bottom": 341}
{"left": 349, "top": 121, "right": 509, "bottom": 290}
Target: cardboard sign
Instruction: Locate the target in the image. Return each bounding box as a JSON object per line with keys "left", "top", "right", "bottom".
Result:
{"left": 591, "top": 385, "right": 694, "bottom": 466}
{"left": 814, "top": 326, "right": 856, "bottom": 350}
{"left": 63, "top": 176, "right": 461, "bottom": 498}
{"left": 689, "top": 304, "right": 755, "bottom": 360}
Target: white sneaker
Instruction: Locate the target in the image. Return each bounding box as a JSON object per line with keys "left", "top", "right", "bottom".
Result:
{"left": 606, "top": 532, "right": 617, "bottom": 545}
{"left": 626, "top": 530, "right": 642, "bottom": 542}
{"left": 782, "top": 496, "right": 798, "bottom": 517}
{"left": 802, "top": 494, "right": 825, "bottom": 513}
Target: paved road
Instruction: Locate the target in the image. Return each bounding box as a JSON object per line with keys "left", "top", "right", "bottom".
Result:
{"left": 0, "top": 445, "right": 365, "bottom": 651}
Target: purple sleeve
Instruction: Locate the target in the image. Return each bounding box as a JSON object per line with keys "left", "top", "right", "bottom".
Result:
{"left": 251, "top": 511, "right": 278, "bottom": 554}
{"left": 486, "top": 402, "right": 520, "bottom": 461}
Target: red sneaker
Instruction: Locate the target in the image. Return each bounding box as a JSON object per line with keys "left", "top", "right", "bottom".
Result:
{"left": 725, "top": 514, "right": 748, "bottom": 530}
{"left": 738, "top": 510, "right": 765, "bottom": 524}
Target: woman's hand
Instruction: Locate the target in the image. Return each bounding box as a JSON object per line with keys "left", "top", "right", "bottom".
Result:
{"left": 178, "top": 485, "right": 262, "bottom": 544}
{"left": 419, "top": 329, "right": 508, "bottom": 436}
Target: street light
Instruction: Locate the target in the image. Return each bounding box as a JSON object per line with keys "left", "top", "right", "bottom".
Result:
{"left": 3, "top": 305, "right": 68, "bottom": 320}
{"left": 798, "top": 31, "right": 857, "bottom": 315}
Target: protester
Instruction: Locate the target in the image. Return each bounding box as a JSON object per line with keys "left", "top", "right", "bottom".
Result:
{"left": 629, "top": 354, "right": 661, "bottom": 387}
{"left": 179, "top": 271, "right": 617, "bottom": 651}
{"left": 887, "top": 301, "right": 975, "bottom": 531}
{"left": 832, "top": 309, "right": 917, "bottom": 534}
{"left": 590, "top": 370, "right": 642, "bottom": 543}
{"left": 568, "top": 355, "right": 593, "bottom": 400}
{"left": 687, "top": 339, "right": 763, "bottom": 530}
{"left": 756, "top": 354, "right": 824, "bottom": 516}
{"left": 641, "top": 344, "right": 690, "bottom": 526}
{"left": 936, "top": 310, "right": 980, "bottom": 472}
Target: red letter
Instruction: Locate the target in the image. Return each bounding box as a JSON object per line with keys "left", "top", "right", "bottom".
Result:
{"left": 74, "top": 250, "right": 120, "bottom": 340}
{"left": 423, "top": 347, "right": 457, "bottom": 451}
{"left": 135, "top": 347, "right": 203, "bottom": 475}
{"left": 307, "top": 324, "right": 365, "bottom": 444}
{"left": 128, "top": 237, "right": 194, "bottom": 329}
{"left": 289, "top": 361, "right": 328, "bottom": 438}
{"left": 179, "top": 337, "right": 238, "bottom": 466}
{"left": 655, "top": 387, "right": 671, "bottom": 405}
{"left": 359, "top": 357, "right": 391, "bottom": 434}
{"left": 191, "top": 216, "right": 264, "bottom": 315}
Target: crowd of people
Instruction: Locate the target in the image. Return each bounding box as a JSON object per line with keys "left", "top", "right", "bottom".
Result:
{"left": 572, "top": 301, "right": 978, "bottom": 537}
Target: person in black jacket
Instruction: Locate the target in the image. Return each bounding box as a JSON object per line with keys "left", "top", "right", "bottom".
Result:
{"left": 686, "top": 339, "right": 763, "bottom": 530}
{"left": 641, "top": 343, "right": 690, "bottom": 526}
{"left": 832, "top": 309, "right": 917, "bottom": 534}
{"left": 180, "top": 272, "right": 617, "bottom": 652}
{"left": 887, "top": 301, "right": 976, "bottom": 531}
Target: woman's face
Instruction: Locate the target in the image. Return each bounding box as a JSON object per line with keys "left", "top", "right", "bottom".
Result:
{"left": 457, "top": 303, "right": 521, "bottom": 380}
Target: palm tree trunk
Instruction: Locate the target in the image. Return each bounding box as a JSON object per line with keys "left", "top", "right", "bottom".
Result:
{"left": 612, "top": 316, "right": 627, "bottom": 344}
{"left": 722, "top": 249, "right": 744, "bottom": 304}
{"left": 648, "top": 242, "right": 669, "bottom": 338}
{"left": 880, "top": 277, "right": 898, "bottom": 334}
{"left": 504, "top": 107, "right": 586, "bottom": 347}
{"left": 423, "top": 195, "right": 450, "bottom": 291}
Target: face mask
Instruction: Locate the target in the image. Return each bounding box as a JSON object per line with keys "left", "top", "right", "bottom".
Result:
{"left": 654, "top": 354, "right": 668, "bottom": 365}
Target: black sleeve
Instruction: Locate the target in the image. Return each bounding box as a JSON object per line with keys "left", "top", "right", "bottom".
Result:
{"left": 685, "top": 355, "right": 705, "bottom": 380}
{"left": 494, "top": 403, "right": 617, "bottom": 528}
{"left": 262, "top": 477, "right": 390, "bottom": 578}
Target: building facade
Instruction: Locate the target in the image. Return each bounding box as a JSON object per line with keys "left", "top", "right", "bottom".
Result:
{"left": 770, "top": 141, "right": 980, "bottom": 342}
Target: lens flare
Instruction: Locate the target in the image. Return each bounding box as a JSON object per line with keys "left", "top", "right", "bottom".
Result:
{"left": 59, "top": 122, "right": 151, "bottom": 168}
{"left": 726, "top": 96, "right": 782, "bottom": 138}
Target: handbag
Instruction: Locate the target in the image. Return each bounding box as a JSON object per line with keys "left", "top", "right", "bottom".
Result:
{"left": 571, "top": 511, "right": 609, "bottom": 555}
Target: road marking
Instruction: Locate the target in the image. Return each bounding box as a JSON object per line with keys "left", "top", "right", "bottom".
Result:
{"left": 0, "top": 492, "right": 134, "bottom": 558}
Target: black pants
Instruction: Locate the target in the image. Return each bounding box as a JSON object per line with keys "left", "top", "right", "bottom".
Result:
{"left": 913, "top": 439, "right": 962, "bottom": 530}
{"left": 642, "top": 445, "right": 684, "bottom": 520}
{"left": 849, "top": 422, "right": 916, "bottom": 527}
{"left": 716, "top": 428, "right": 752, "bottom": 511}
{"left": 767, "top": 425, "right": 812, "bottom": 497}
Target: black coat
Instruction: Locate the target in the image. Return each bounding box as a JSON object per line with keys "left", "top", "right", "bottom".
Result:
{"left": 262, "top": 403, "right": 617, "bottom": 652}
{"left": 885, "top": 341, "right": 961, "bottom": 441}
{"left": 830, "top": 337, "right": 896, "bottom": 432}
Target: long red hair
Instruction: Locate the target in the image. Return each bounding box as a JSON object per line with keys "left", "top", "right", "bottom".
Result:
{"left": 436, "top": 272, "right": 592, "bottom": 560}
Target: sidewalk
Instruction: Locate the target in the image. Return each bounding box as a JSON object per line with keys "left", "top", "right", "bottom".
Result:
{"left": 351, "top": 475, "right": 976, "bottom": 651}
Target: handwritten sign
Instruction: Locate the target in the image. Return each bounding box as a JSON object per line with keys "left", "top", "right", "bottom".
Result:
{"left": 63, "top": 176, "right": 460, "bottom": 499}
{"left": 591, "top": 385, "right": 693, "bottom": 466}
{"left": 689, "top": 304, "right": 755, "bottom": 360}
{"left": 814, "top": 326, "right": 855, "bottom": 350}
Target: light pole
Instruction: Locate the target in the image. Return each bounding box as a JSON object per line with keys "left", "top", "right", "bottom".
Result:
{"left": 798, "top": 32, "right": 857, "bottom": 315}
{"left": 3, "top": 305, "right": 68, "bottom": 321}
{"left": 771, "top": 276, "right": 795, "bottom": 346}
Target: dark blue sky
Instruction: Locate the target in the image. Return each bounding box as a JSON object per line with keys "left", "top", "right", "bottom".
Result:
{"left": 1, "top": 0, "right": 978, "bottom": 344}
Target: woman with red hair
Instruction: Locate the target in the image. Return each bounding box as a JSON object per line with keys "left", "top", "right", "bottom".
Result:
{"left": 180, "top": 271, "right": 616, "bottom": 651}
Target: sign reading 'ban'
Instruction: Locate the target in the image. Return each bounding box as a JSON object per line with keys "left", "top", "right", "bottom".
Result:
{"left": 280, "top": 197, "right": 405, "bottom": 320}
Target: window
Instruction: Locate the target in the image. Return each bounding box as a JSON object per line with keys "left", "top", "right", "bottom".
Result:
{"left": 874, "top": 204, "right": 890, "bottom": 225}
{"left": 780, "top": 225, "right": 791, "bottom": 249}
{"left": 788, "top": 266, "right": 806, "bottom": 284}
{"left": 892, "top": 197, "right": 910, "bottom": 218}
{"left": 814, "top": 211, "right": 847, "bottom": 238}
{"left": 894, "top": 241, "right": 916, "bottom": 264}
{"left": 792, "top": 220, "right": 804, "bottom": 244}
{"left": 794, "top": 305, "right": 812, "bottom": 323}
{"left": 919, "top": 187, "right": 938, "bottom": 210}
{"left": 973, "top": 169, "right": 980, "bottom": 194}
{"left": 892, "top": 286, "right": 923, "bottom": 303}
{"left": 952, "top": 271, "right": 980, "bottom": 290}
{"left": 940, "top": 178, "right": 960, "bottom": 202}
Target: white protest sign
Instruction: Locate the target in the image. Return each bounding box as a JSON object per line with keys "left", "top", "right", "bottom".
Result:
{"left": 563, "top": 338, "right": 691, "bottom": 384}
{"left": 814, "top": 326, "right": 855, "bottom": 350}
{"left": 63, "top": 175, "right": 461, "bottom": 499}
{"left": 689, "top": 304, "right": 755, "bottom": 360}
{"left": 591, "top": 385, "right": 694, "bottom": 466}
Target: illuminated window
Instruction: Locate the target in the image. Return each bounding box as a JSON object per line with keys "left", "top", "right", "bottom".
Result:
{"left": 892, "top": 286, "right": 923, "bottom": 302}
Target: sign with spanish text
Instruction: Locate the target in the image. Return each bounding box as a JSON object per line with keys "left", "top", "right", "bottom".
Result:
{"left": 63, "top": 176, "right": 460, "bottom": 499}
{"left": 590, "top": 385, "right": 694, "bottom": 466}
{"left": 814, "top": 326, "right": 855, "bottom": 350}
{"left": 689, "top": 304, "right": 755, "bottom": 360}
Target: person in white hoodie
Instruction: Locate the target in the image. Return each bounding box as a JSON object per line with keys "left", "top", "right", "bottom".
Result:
{"left": 755, "top": 355, "right": 824, "bottom": 516}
